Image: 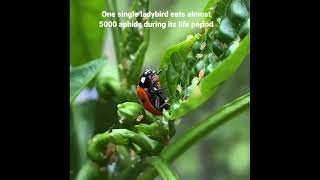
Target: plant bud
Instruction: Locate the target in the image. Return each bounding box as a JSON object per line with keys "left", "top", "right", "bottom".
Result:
{"left": 117, "top": 102, "right": 145, "bottom": 125}
{"left": 135, "top": 122, "right": 169, "bottom": 144}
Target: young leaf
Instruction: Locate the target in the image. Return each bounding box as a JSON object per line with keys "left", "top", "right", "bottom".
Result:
{"left": 203, "top": 0, "right": 216, "bottom": 21}
{"left": 70, "top": 59, "right": 106, "bottom": 104}
{"left": 159, "top": 34, "right": 201, "bottom": 103}
{"left": 160, "top": 0, "right": 250, "bottom": 120}
{"left": 149, "top": 157, "right": 181, "bottom": 180}
{"left": 170, "top": 34, "right": 249, "bottom": 119}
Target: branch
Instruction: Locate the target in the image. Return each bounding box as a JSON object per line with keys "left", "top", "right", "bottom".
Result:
{"left": 148, "top": 157, "right": 180, "bottom": 180}
{"left": 162, "top": 92, "right": 250, "bottom": 161}
{"left": 117, "top": 156, "right": 180, "bottom": 180}
{"left": 105, "top": 0, "right": 122, "bottom": 78}
{"left": 142, "top": 92, "right": 250, "bottom": 179}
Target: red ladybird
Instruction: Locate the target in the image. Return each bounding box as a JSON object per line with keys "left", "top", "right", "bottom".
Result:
{"left": 137, "top": 68, "right": 170, "bottom": 115}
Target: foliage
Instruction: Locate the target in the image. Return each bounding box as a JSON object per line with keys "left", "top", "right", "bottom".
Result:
{"left": 70, "top": 59, "right": 106, "bottom": 104}
{"left": 70, "top": 0, "right": 106, "bottom": 66}
{"left": 70, "top": 0, "right": 250, "bottom": 179}
{"left": 160, "top": 0, "right": 250, "bottom": 119}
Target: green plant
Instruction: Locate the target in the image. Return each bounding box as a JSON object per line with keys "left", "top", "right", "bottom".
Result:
{"left": 70, "top": 0, "right": 250, "bottom": 179}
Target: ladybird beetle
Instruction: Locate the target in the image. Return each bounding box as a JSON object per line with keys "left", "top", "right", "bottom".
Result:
{"left": 137, "top": 68, "right": 170, "bottom": 115}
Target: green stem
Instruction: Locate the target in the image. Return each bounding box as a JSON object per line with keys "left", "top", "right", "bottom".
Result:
{"left": 143, "top": 92, "right": 250, "bottom": 179}
{"left": 111, "top": 0, "right": 121, "bottom": 37}
{"left": 162, "top": 92, "right": 250, "bottom": 161}
{"left": 75, "top": 161, "right": 110, "bottom": 180}
{"left": 117, "top": 156, "right": 180, "bottom": 180}
{"left": 71, "top": 105, "right": 91, "bottom": 170}
{"left": 148, "top": 157, "right": 180, "bottom": 180}
{"left": 106, "top": 0, "right": 122, "bottom": 78}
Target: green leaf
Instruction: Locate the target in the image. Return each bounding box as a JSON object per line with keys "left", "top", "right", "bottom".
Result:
{"left": 203, "top": 0, "right": 217, "bottom": 21}
{"left": 159, "top": 34, "right": 201, "bottom": 102}
{"left": 170, "top": 34, "right": 250, "bottom": 119}
{"left": 159, "top": 0, "right": 250, "bottom": 119}
{"left": 70, "top": 59, "right": 106, "bottom": 104}
{"left": 70, "top": 0, "right": 106, "bottom": 66}
{"left": 149, "top": 157, "right": 181, "bottom": 180}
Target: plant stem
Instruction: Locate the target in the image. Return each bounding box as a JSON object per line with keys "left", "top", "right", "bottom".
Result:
{"left": 111, "top": 0, "right": 121, "bottom": 37}
{"left": 75, "top": 161, "right": 110, "bottom": 180}
{"left": 162, "top": 92, "right": 250, "bottom": 162}
{"left": 148, "top": 157, "right": 180, "bottom": 180}
{"left": 142, "top": 92, "right": 250, "bottom": 179}
{"left": 106, "top": 0, "right": 122, "bottom": 78}
{"left": 117, "top": 156, "right": 180, "bottom": 180}
{"left": 116, "top": 157, "right": 149, "bottom": 180}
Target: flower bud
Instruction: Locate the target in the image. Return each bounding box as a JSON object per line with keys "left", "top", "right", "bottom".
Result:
{"left": 117, "top": 102, "right": 145, "bottom": 125}
{"left": 135, "top": 122, "right": 169, "bottom": 144}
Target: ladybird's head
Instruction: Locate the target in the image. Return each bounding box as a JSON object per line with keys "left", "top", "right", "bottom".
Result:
{"left": 139, "top": 68, "right": 161, "bottom": 88}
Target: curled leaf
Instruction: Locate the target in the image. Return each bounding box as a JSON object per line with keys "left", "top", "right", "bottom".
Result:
{"left": 159, "top": 0, "right": 250, "bottom": 119}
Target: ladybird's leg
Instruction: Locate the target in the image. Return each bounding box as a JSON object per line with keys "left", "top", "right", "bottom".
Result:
{"left": 155, "top": 95, "right": 170, "bottom": 111}
{"left": 158, "top": 102, "right": 170, "bottom": 110}
{"left": 147, "top": 89, "right": 158, "bottom": 107}
{"left": 107, "top": 124, "right": 117, "bottom": 132}
{"left": 148, "top": 86, "right": 157, "bottom": 94}
{"left": 154, "top": 96, "right": 161, "bottom": 110}
{"left": 154, "top": 89, "right": 169, "bottom": 102}
{"left": 153, "top": 87, "right": 165, "bottom": 92}
{"left": 153, "top": 88, "right": 165, "bottom": 95}
{"left": 150, "top": 80, "right": 160, "bottom": 89}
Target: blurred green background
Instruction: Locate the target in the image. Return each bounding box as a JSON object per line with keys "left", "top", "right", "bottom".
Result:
{"left": 70, "top": 0, "right": 250, "bottom": 179}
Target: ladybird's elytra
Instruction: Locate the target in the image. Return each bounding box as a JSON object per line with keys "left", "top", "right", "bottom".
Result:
{"left": 137, "top": 86, "right": 162, "bottom": 115}
{"left": 137, "top": 68, "right": 170, "bottom": 116}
